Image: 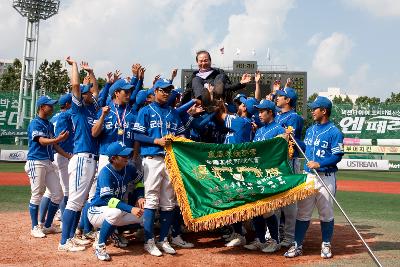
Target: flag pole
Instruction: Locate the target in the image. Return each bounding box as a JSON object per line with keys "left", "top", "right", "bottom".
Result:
{"left": 289, "top": 134, "right": 382, "bottom": 267}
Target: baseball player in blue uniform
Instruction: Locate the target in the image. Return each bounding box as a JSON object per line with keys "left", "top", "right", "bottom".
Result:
{"left": 58, "top": 57, "right": 100, "bottom": 252}
{"left": 274, "top": 86, "right": 304, "bottom": 247}
{"left": 285, "top": 96, "right": 344, "bottom": 259}
{"left": 25, "top": 95, "right": 71, "bottom": 238}
{"left": 244, "top": 100, "right": 285, "bottom": 252}
{"left": 134, "top": 78, "right": 186, "bottom": 257}
{"left": 88, "top": 142, "right": 144, "bottom": 261}
{"left": 38, "top": 93, "right": 74, "bottom": 227}
{"left": 215, "top": 96, "right": 258, "bottom": 247}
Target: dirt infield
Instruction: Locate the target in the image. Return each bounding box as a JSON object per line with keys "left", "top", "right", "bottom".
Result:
{"left": 337, "top": 180, "right": 400, "bottom": 194}
{"left": 0, "top": 212, "right": 377, "bottom": 267}
{"left": 1, "top": 172, "right": 399, "bottom": 194}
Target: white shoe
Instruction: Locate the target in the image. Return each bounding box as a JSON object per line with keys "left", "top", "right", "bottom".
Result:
{"left": 280, "top": 238, "right": 294, "bottom": 248}
{"left": 157, "top": 238, "right": 176, "bottom": 254}
{"left": 261, "top": 239, "right": 281, "bottom": 253}
{"left": 244, "top": 238, "right": 267, "bottom": 251}
{"left": 54, "top": 209, "right": 62, "bottom": 221}
{"left": 31, "top": 225, "right": 45, "bottom": 238}
{"left": 43, "top": 225, "right": 62, "bottom": 234}
{"left": 95, "top": 243, "right": 111, "bottom": 261}
{"left": 284, "top": 242, "right": 303, "bottom": 258}
{"left": 321, "top": 242, "right": 333, "bottom": 258}
{"left": 171, "top": 235, "right": 194, "bottom": 248}
{"left": 82, "top": 230, "right": 97, "bottom": 240}
{"left": 71, "top": 236, "right": 91, "bottom": 246}
{"left": 144, "top": 238, "right": 162, "bottom": 257}
{"left": 58, "top": 239, "right": 86, "bottom": 252}
{"left": 225, "top": 233, "right": 246, "bottom": 247}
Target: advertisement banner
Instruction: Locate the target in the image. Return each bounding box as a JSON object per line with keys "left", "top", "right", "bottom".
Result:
{"left": 344, "top": 145, "right": 400, "bottom": 154}
{"left": 331, "top": 104, "right": 400, "bottom": 139}
{"left": 0, "top": 149, "right": 28, "bottom": 162}
{"left": 389, "top": 161, "right": 400, "bottom": 171}
{"left": 337, "top": 159, "right": 389, "bottom": 171}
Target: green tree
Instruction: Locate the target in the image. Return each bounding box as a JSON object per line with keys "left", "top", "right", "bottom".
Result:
{"left": 97, "top": 77, "right": 107, "bottom": 90}
{"left": 332, "top": 95, "right": 353, "bottom": 105}
{"left": 355, "top": 96, "right": 380, "bottom": 106}
{"left": 308, "top": 92, "right": 318, "bottom": 102}
{"left": 384, "top": 92, "right": 400, "bottom": 104}
{"left": 0, "top": 58, "right": 22, "bottom": 92}
{"left": 36, "top": 59, "right": 70, "bottom": 94}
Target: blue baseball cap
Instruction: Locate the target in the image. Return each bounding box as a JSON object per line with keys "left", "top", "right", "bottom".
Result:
{"left": 233, "top": 93, "right": 246, "bottom": 102}
{"left": 59, "top": 93, "right": 72, "bottom": 106}
{"left": 106, "top": 142, "right": 133, "bottom": 157}
{"left": 136, "top": 88, "right": 155, "bottom": 106}
{"left": 254, "top": 99, "right": 276, "bottom": 112}
{"left": 167, "top": 88, "right": 183, "bottom": 106}
{"left": 36, "top": 95, "right": 58, "bottom": 108}
{"left": 239, "top": 97, "right": 258, "bottom": 115}
{"left": 109, "top": 79, "right": 134, "bottom": 97}
{"left": 153, "top": 78, "right": 173, "bottom": 90}
{"left": 308, "top": 96, "right": 332, "bottom": 110}
{"left": 80, "top": 83, "right": 93, "bottom": 94}
{"left": 276, "top": 87, "right": 298, "bottom": 105}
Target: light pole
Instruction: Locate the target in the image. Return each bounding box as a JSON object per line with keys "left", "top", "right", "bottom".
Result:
{"left": 13, "top": 0, "right": 60, "bottom": 144}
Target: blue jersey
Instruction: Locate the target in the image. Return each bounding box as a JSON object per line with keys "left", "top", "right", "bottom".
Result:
{"left": 71, "top": 95, "right": 99, "bottom": 154}
{"left": 224, "top": 114, "right": 252, "bottom": 144}
{"left": 134, "top": 102, "right": 185, "bottom": 157}
{"left": 50, "top": 110, "right": 74, "bottom": 154}
{"left": 27, "top": 116, "right": 55, "bottom": 161}
{"left": 303, "top": 121, "right": 344, "bottom": 173}
{"left": 253, "top": 121, "right": 285, "bottom": 142}
{"left": 97, "top": 103, "right": 137, "bottom": 155}
{"left": 90, "top": 163, "right": 143, "bottom": 211}
{"left": 275, "top": 110, "right": 304, "bottom": 157}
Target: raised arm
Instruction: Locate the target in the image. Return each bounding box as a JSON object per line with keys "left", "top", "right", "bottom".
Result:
{"left": 66, "top": 56, "right": 81, "bottom": 101}
{"left": 254, "top": 71, "right": 262, "bottom": 101}
{"left": 81, "top": 61, "right": 99, "bottom": 98}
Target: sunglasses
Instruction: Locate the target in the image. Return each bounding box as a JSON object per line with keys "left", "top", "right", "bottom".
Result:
{"left": 157, "top": 88, "right": 172, "bottom": 94}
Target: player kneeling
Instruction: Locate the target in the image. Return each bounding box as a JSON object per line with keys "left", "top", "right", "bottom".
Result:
{"left": 88, "top": 142, "right": 144, "bottom": 261}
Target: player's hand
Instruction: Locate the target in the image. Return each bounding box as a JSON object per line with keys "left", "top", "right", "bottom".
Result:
{"left": 154, "top": 137, "right": 171, "bottom": 147}
{"left": 131, "top": 207, "right": 144, "bottom": 218}
{"left": 102, "top": 106, "right": 110, "bottom": 116}
{"left": 251, "top": 122, "right": 258, "bottom": 132}
{"left": 285, "top": 78, "right": 292, "bottom": 88}
{"left": 170, "top": 68, "right": 178, "bottom": 80}
{"left": 152, "top": 74, "right": 161, "bottom": 85}
{"left": 138, "top": 67, "right": 146, "bottom": 80}
{"left": 131, "top": 63, "right": 141, "bottom": 76}
{"left": 83, "top": 75, "right": 90, "bottom": 85}
{"left": 81, "top": 61, "right": 93, "bottom": 73}
{"left": 65, "top": 56, "right": 75, "bottom": 65}
{"left": 57, "top": 130, "right": 69, "bottom": 142}
{"left": 240, "top": 73, "right": 252, "bottom": 84}
{"left": 255, "top": 71, "right": 261, "bottom": 83}
{"left": 307, "top": 161, "right": 320, "bottom": 169}
{"left": 113, "top": 70, "right": 122, "bottom": 82}
{"left": 106, "top": 72, "right": 113, "bottom": 84}
{"left": 136, "top": 198, "right": 145, "bottom": 209}
{"left": 188, "top": 104, "right": 205, "bottom": 116}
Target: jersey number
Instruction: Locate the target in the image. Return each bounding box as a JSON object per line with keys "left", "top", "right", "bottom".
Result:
{"left": 316, "top": 149, "right": 325, "bottom": 158}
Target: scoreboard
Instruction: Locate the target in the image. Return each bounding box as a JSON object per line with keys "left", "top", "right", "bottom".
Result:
{"left": 181, "top": 60, "right": 307, "bottom": 118}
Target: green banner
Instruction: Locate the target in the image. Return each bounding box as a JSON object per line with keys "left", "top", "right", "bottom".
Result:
{"left": 331, "top": 104, "right": 400, "bottom": 139}
{"left": 165, "top": 136, "right": 316, "bottom": 231}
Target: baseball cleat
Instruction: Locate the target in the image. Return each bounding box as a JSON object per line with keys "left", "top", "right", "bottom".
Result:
{"left": 31, "top": 225, "right": 46, "bottom": 238}
{"left": 157, "top": 238, "right": 176, "bottom": 254}
{"left": 82, "top": 230, "right": 97, "bottom": 240}
{"left": 261, "top": 239, "right": 281, "bottom": 253}
{"left": 244, "top": 238, "right": 267, "bottom": 251}
{"left": 171, "top": 235, "right": 194, "bottom": 248}
{"left": 284, "top": 242, "right": 303, "bottom": 258}
{"left": 95, "top": 243, "right": 111, "bottom": 261}
{"left": 58, "top": 239, "right": 86, "bottom": 252}
{"left": 225, "top": 233, "right": 246, "bottom": 247}
{"left": 321, "top": 242, "right": 333, "bottom": 259}
{"left": 280, "top": 238, "right": 294, "bottom": 248}
{"left": 43, "top": 225, "right": 62, "bottom": 234}
{"left": 144, "top": 238, "right": 162, "bottom": 257}
{"left": 110, "top": 233, "right": 128, "bottom": 248}
{"left": 71, "top": 236, "right": 91, "bottom": 246}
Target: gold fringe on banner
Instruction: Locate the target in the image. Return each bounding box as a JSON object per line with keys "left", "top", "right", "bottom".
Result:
{"left": 164, "top": 135, "right": 317, "bottom": 232}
